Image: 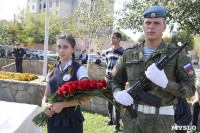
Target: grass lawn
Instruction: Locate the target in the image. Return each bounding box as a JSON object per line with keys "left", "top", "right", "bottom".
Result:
{"left": 39, "top": 107, "right": 122, "bottom": 133}
{"left": 82, "top": 111, "right": 123, "bottom": 133}
{"left": 39, "top": 108, "right": 198, "bottom": 133}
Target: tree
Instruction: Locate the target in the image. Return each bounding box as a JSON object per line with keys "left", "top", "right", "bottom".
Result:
{"left": 14, "top": 9, "right": 61, "bottom": 45}
{"left": 0, "top": 21, "right": 15, "bottom": 45}
{"left": 163, "top": 36, "right": 171, "bottom": 43}
{"left": 171, "top": 31, "right": 194, "bottom": 52}
{"left": 137, "top": 34, "right": 145, "bottom": 43}
{"left": 190, "top": 36, "right": 200, "bottom": 58}
{"left": 121, "top": 32, "right": 134, "bottom": 42}
{"left": 58, "top": 0, "right": 114, "bottom": 69}
{"left": 59, "top": 0, "right": 114, "bottom": 49}
{"left": 116, "top": 0, "right": 200, "bottom": 35}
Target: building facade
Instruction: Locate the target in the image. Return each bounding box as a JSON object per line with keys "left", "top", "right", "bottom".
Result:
{"left": 27, "top": 0, "right": 79, "bottom": 19}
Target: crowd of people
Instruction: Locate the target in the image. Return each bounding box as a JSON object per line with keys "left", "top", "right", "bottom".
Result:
{"left": 1, "top": 5, "right": 200, "bottom": 133}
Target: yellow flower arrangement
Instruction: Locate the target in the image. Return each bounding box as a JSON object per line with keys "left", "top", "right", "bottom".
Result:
{"left": 47, "top": 64, "right": 54, "bottom": 67}
{"left": 0, "top": 72, "right": 38, "bottom": 81}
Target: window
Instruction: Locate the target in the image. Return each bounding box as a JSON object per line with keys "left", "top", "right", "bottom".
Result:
{"left": 56, "top": 11, "right": 58, "bottom": 15}
{"left": 49, "top": 3, "right": 52, "bottom": 8}
{"left": 43, "top": 4, "right": 46, "bottom": 8}
{"left": 32, "top": 5, "right": 35, "bottom": 10}
{"left": 39, "top": 4, "right": 41, "bottom": 10}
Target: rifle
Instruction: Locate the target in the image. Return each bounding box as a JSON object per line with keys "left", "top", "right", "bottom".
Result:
{"left": 126, "top": 39, "right": 191, "bottom": 118}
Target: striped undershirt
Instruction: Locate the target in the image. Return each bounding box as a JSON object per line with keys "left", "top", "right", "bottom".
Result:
{"left": 143, "top": 46, "right": 156, "bottom": 58}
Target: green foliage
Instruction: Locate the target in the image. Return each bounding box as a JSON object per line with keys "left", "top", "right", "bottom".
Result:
{"left": 120, "top": 32, "right": 134, "bottom": 42}
{"left": 60, "top": 0, "right": 114, "bottom": 49}
{"left": 13, "top": 9, "right": 61, "bottom": 44}
{"left": 39, "top": 109, "right": 123, "bottom": 133}
{"left": 163, "top": 36, "right": 171, "bottom": 43}
{"left": 191, "top": 36, "right": 200, "bottom": 58}
{"left": 1, "top": 0, "right": 113, "bottom": 47}
{"left": 0, "top": 22, "right": 15, "bottom": 45}
{"left": 137, "top": 34, "right": 145, "bottom": 43}
{"left": 83, "top": 111, "right": 123, "bottom": 133}
{"left": 116, "top": 0, "right": 200, "bottom": 35}
{"left": 171, "top": 31, "right": 194, "bottom": 51}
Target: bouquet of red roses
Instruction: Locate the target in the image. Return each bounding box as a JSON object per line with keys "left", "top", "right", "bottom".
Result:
{"left": 32, "top": 79, "right": 119, "bottom": 127}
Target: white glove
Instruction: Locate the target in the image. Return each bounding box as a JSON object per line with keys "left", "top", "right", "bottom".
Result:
{"left": 114, "top": 90, "right": 134, "bottom": 106}
{"left": 145, "top": 63, "right": 168, "bottom": 89}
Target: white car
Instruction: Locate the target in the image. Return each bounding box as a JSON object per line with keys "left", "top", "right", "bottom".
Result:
{"left": 101, "top": 50, "right": 107, "bottom": 56}
{"left": 100, "top": 56, "right": 106, "bottom": 65}
{"left": 88, "top": 54, "right": 107, "bottom": 65}
{"left": 31, "top": 50, "right": 44, "bottom": 58}
{"left": 47, "top": 51, "right": 58, "bottom": 59}
{"left": 88, "top": 54, "right": 100, "bottom": 63}
{"left": 191, "top": 59, "right": 199, "bottom": 65}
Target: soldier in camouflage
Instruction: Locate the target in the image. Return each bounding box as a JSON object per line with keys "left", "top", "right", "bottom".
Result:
{"left": 110, "top": 6, "right": 196, "bottom": 133}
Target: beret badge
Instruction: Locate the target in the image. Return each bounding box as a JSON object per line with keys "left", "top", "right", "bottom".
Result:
{"left": 151, "top": 13, "right": 156, "bottom": 18}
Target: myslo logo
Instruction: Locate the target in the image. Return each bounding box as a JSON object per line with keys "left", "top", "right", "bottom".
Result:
{"left": 171, "top": 125, "right": 196, "bottom": 131}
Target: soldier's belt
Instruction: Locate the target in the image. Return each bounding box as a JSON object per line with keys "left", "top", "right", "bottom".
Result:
{"left": 137, "top": 104, "right": 174, "bottom": 115}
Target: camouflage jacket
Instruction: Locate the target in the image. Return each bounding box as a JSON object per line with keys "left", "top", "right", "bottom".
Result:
{"left": 111, "top": 40, "right": 196, "bottom": 106}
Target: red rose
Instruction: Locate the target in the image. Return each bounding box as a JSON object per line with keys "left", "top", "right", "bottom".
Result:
{"left": 57, "top": 89, "right": 64, "bottom": 97}
{"left": 72, "top": 81, "right": 78, "bottom": 88}
{"left": 91, "top": 79, "right": 96, "bottom": 83}
{"left": 85, "top": 80, "right": 90, "bottom": 85}
{"left": 87, "top": 84, "right": 93, "bottom": 90}
{"left": 98, "top": 83, "right": 104, "bottom": 89}
{"left": 60, "top": 86, "right": 68, "bottom": 94}
{"left": 67, "top": 82, "right": 73, "bottom": 88}
{"left": 101, "top": 79, "right": 107, "bottom": 87}
{"left": 68, "top": 87, "right": 76, "bottom": 93}
{"left": 97, "top": 80, "right": 101, "bottom": 84}
{"left": 91, "top": 82, "right": 97, "bottom": 89}
{"left": 83, "top": 81, "right": 91, "bottom": 90}
{"left": 78, "top": 81, "right": 84, "bottom": 90}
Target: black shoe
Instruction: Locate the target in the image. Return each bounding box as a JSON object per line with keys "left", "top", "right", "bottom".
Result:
{"left": 103, "top": 121, "right": 113, "bottom": 126}
{"left": 113, "top": 125, "right": 120, "bottom": 132}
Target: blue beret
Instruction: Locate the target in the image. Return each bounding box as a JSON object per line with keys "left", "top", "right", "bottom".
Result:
{"left": 142, "top": 6, "right": 166, "bottom": 18}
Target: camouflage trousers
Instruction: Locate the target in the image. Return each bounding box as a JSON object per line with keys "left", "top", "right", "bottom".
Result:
{"left": 122, "top": 109, "right": 175, "bottom": 133}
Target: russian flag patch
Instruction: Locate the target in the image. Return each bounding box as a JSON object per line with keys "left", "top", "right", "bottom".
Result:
{"left": 183, "top": 63, "right": 194, "bottom": 77}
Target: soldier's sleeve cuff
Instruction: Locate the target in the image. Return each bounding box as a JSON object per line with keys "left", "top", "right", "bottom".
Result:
{"left": 113, "top": 88, "right": 122, "bottom": 94}
{"left": 161, "top": 80, "right": 175, "bottom": 92}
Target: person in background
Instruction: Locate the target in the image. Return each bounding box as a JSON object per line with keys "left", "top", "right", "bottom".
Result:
{"left": 192, "top": 72, "right": 200, "bottom": 132}
{"left": 12, "top": 44, "right": 26, "bottom": 73}
{"left": 174, "top": 97, "right": 192, "bottom": 133}
{"left": 110, "top": 6, "right": 195, "bottom": 133}
{"left": 42, "top": 35, "right": 91, "bottom": 133}
{"left": 103, "top": 32, "right": 124, "bottom": 132}
{"left": 95, "top": 52, "right": 101, "bottom": 65}
{"left": 79, "top": 50, "right": 88, "bottom": 64}
{"left": 1, "top": 47, "right": 6, "bottom": 58}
